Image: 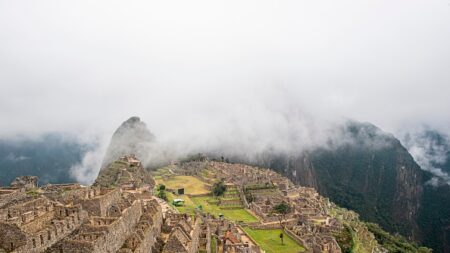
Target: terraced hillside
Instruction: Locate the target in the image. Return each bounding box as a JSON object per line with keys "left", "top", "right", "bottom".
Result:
{"left": 151, "top": 160, "right": 430, "bottom": 253}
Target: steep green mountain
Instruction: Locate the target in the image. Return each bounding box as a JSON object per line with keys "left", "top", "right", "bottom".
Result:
{"left": 402, "top": 129, "right": 450, "bottom": 252}
{"left": 0, "top": 133, "right": 90, "bottom": 186}
{"left": 419, "top": 183, "right": 450, "bottom": 252}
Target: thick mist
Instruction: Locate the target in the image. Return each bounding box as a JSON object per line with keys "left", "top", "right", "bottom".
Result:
{"left": 1, "top": 1, "right": 450, "bottom": 184}
{"left": 401, "top": 127, "right": 450, "bottom": 186}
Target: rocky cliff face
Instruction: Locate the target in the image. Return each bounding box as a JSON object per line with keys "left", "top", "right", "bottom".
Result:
{"left": 255, "top": 152, "right": 318, "bottom": 189}
{"left": 402, "top": 129, "right": 450, "bottom": 252}
{"left": 101, "top": 117, "right": 156, "bottom": 169}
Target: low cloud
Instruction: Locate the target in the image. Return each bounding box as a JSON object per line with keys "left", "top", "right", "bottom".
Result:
{"left": 402, "top": 127, "right": 450, "bottom": 186}
{"left": 69, "top": 138, "right": 107, "bottom": 185}
{"left": 5, "top": 153, "right": 30, "bottom": 162}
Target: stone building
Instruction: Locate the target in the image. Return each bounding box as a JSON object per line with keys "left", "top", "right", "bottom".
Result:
{"left": 162, "top": 214, "right": 201, "bottom": 253}
{"left": 0, "top": 156, "right": 168, "bottom": 253}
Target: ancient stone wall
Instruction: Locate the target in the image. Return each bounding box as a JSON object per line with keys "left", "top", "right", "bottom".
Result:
{"left": 284, "top": 228, "right": 309, "bottom": 251}
{"left": 0, "top": 189, "right": 26, "bottom": 209}
{"left": 0, "top": 222, "right": 27, "bottom": 252}
{"left": 189, "top": 218, "right": 201, "bottom": 253}
{"left": 133, "top": 211, "right": 163, "bottom": 253}
{"left": 14, "top": 208, "right": 88, "bottom": 253}
{"left": 78, "top": 189, "right": 121, "bottom": 216}
{"left": 91, "top": 200, "right": 142, "bottom": 253}
{"left": 44, "top": 187, "right": 88, "bottom": 205}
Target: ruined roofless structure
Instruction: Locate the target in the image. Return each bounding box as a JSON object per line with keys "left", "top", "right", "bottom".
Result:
{"left": 0, "top": 155, "right": 162, "bottom": 253}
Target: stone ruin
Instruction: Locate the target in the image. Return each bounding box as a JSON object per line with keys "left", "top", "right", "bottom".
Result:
{"left": 0, "top": 156, "right": 193, "bottom": 253}
{"left": 1, "top": 156, "right": 387, "bottom": 253}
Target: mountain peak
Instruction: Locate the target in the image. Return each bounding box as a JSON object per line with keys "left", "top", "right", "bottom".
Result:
{"left": 122, "top": 116, "right": 142, "bottom": 126}
{"left": 101, "top": 117, "right": 156, "bottom": 169}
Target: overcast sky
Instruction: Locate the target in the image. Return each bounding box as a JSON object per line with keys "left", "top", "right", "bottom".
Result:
{"left": 1, "top": 0, "right": 450, "bottom": 143}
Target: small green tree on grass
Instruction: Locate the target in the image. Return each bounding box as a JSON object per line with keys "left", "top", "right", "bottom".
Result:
{"left": 157, "top": 184, "right": 168, "bottom": 201}
{"left": 272, "top": 201, "right": 291, "bottom": 245}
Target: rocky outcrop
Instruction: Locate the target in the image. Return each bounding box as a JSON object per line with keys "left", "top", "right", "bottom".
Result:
{"left": 256, "top": 152, "right": 318, "bottom": 189}
{"left": 95, "top": 155, "right": 155, "bottom": 189}
{"left": 10, "top": 176, "right": 38, "bottom": 189}
{"left": 101, "top": 117, "right": 156, "bottom": 169}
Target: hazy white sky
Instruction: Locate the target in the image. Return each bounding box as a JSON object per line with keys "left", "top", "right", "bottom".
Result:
{"left": 1, "top": 0, "right": 450, "bottom": 141}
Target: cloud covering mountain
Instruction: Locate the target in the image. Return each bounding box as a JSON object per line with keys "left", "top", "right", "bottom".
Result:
{"left": 1, "top": 0, "right": 450, "bottom": 141}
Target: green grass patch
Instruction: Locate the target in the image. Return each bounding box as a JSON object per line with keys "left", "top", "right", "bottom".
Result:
{"left": 165, "top": 193, "right": 257, "bottom": 223}
{"left": 191, "top": 196, "right": 258, "bottom": 223}
{"left": 243, "top": 228, "right": 305, "bottom": 253}
{"left": 165, "top": 192, "right": 197, "bottom": 214}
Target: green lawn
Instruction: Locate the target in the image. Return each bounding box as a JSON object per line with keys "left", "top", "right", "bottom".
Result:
{"left": 191, "top": 196, "right": 258, "bottom": 223}
{"left": 243, "top": 228, "right": 305, "bottom": 253}
{"left": 156, "top": 173, "right": 258, "bottom": 223}
{"left": 165, "top": 193, "right": 258, "bottom": 223}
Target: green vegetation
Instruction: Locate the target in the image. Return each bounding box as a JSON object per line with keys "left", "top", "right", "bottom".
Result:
{"left": 180, "top": 153, "right": 207, "bottom": 163}
{"left": 210, "top": 236, "right": 217, "bottom": 253}
{"left": 165, "top": 192, "right": 257, "bottom": 222}
{"left": 26, "top": 188, "right": 39, "bottom": 197}
{"left": 155, "top": 173, "right": 258, "bottom": 222}
{"left": 244, "top": 182, "right": 276, "bottom": 191}
{"left": 165, "top": 192, "right": 196, "bottom": 213}
{"left": 191, "top": 196, "right": 257, "bottom": 222}
{"left": 272, "top": 201, "right": 291, "bottom": 234}
{"left": 0, "top": 133, "right": 87, "bottom": 186}
{"left": 243, "top": 228, "right": 305, "bottom": 253}
{"left": 212, "top": 180, "right": 226, "bottom": 196}
{"left": 334, "top": 225, "right": 353, "bottom": 253}
{"left": 272, "top": 202, "right": 291, "bottom": 216}
{"left": 418, "top": 183, "right": 450, "bottom": 252}
{"left": 366, "top": 223, "right": 432, "bottom": 253}
{"left": 156, "top": 184, "right": 168, "bottom": 201}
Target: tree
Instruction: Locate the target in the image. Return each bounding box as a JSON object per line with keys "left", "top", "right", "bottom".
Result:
{"left": 212, "top": 181, "right": 227, "bottom": 197}
{"left": 157, "top": 184, "right": 168, "bottom": 201}
{"left": 272, "top": 201, "right": 291, "bottom": 245}
{"left": 273, "top": 201, "right": 291, "bottom": 218}
{"left": 157, "top": 189, "right": 167, "bottom": 201}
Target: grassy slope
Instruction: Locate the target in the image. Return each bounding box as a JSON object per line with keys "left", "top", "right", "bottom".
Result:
{"left": 157, "top": 174, "right": 258, "bottom": 223}
{"left": 156, "top": 175, "right": 210, "bottom": 195}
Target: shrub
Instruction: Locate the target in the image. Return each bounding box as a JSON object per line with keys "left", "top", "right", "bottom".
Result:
{"left": 212, "top": 181, "right": 227, "bottom": 197}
